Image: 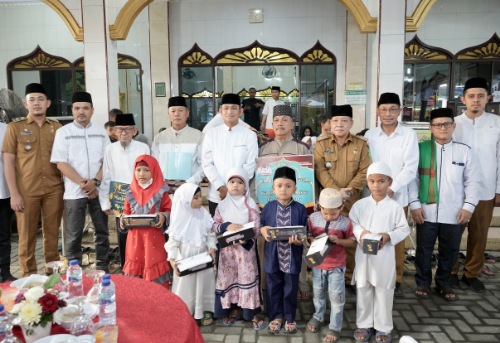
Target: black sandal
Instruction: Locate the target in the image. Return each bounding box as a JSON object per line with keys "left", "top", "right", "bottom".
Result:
{"left": 435, "top": 286, "right": 458, "bottom": 301}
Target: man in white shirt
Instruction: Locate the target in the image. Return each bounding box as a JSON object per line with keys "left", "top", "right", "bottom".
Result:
{"left": 100, "top": 113, "right": 150, "bottom": 267}
{"left": 365, "top": 93, "right": 419, "bottom": 297}
{"left": 0, "top": 120, "right": 15, "bottom": 281}
{"left": 51, "top": 92, "right": 111, "bottom": 272}
{"left": 152, "top": 96, "right": 204, "bottom": 190}
{"left": 202, "top": 93, "right": 258, "bottom": 216}
{"left": 260, "top": 86, "right": 284, "bottom": 139}
{"left": 409, "top": 108, "right": 478, "bottom": 301}
{"left": 451, "top": 77, "right": 500, "bottom": 292}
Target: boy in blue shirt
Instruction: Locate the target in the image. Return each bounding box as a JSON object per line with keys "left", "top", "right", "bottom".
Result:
{"left": 260, "top": 166, "right": 308, "bottom": 334}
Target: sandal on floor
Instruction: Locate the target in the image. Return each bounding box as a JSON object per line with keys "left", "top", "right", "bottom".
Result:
{"left": 482, "top": 265, "right": 495, "bottom": 276}
{"left": 484, "top": 253, "right": 497, "bottom": 263}
{"left": 81, "top": 253, "right": 90, "bottom": 266}
{"left": 323, "top": 329, "right": 340, "bottom": 342}
{"left": 252, "top": 314, "right": 266, "bottom": 331}
{"left": 354, "top": 327, "right": 374, "bottom": 342}
{"left": 267, "top": 319, "right": 282, "bottom": 335}
{"left": 375, "top": 331, "right": 392, "bottom": 343}
{"left": 222, "top": 309, "right": 238, "bottom": 327}
{"left": 415, "top": 286, "right": 430, "bottom": 298}
{"left": 200, "top": 312, "right": 213, "bottom": 326}
{"left": 435, "top": 286, "right": 458, "bottom": 302}
{"left": 284, "top": 321, "right": 298, "bottom": 334}
{"left": 306, "top": 317, "right": 321, "bottom": 333}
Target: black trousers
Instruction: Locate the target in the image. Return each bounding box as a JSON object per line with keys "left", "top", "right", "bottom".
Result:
{"left": 0, "top": 198, "right": 14, "bottom": 275}
{"left": 415, "top": 221, "right": 461, "bottom": 289}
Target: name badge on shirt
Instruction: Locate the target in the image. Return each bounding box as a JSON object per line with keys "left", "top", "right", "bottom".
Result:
{"left": 452, "top": 161, "right": 465, "bottom": 167}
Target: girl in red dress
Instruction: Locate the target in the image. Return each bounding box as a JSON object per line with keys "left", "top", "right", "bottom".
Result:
{"left": 121, "top": 155, "right": 171, "bottom": 286}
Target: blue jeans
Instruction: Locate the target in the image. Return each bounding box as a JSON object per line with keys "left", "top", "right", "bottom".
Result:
{"left": 312, "top": 267, "right": 345, "bottom": 332}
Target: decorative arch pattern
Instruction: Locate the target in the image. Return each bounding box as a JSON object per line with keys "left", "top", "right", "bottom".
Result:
{"left": 404, "top": 35, "right": 453, "bottom": 61}
{"left": 455, "top": 34, "right": 500, "bottom": 60}
{"left": 178, "top": 44, "right": 213, "bottom": 66}
{"left": 300, "top": 41, "right": 336, "bottom": 63}
{"left": 7, "top": 46, "right": 72, "bottom": 69}
{"left": 214, "top": 41, "right": 299, "bottom": 65}
{"left": 42, "top": 0, "right": 83, "bottom": 41}
{"left": 109, "top": 0, "right": 153, "bottom": 40}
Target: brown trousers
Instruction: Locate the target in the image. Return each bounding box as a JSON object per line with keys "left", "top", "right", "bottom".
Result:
{"left": 16, "top": 190, "right": 63, "bottom": 276}
{"left": 345, "top": 206, "right": 407, "bottom": 284}
{"left": 452, "top": 199, "right": 494, "bottom": 278}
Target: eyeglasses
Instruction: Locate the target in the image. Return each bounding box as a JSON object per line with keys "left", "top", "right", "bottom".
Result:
{"left": 379, "top": 108, "right": 400, "bottom": 114}
{"left": 114, "top": 127, "right": 134, "bottom": 133}
{"left": 430, "top": 122, "right": 454, "bottom": 129}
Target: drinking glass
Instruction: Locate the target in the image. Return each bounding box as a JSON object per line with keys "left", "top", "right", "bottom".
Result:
{"left": 69, "top": 296, "right": 95, "bottom": 336}
{"left": 0, "top": 314, "right": 21, "bottom": 343}
{"left": 46, "top": 260, "right": 67, "bottom": 295}
{"left": 86, "top": 269, "right": 105, "bottom": 304}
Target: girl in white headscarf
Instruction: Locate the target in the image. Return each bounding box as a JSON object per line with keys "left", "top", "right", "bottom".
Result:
{"left": 165, "top": 183, "right": 217, "bottom": 326}
{"left": 213, "top": 167, "right": 264, "bottom": 330}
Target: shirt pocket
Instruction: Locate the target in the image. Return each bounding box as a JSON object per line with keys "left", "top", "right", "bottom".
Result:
{"left": 326, "top": 153, "right": 338, "bottom": 170}
{"left": 233, "top": 144, "right": 248, "bottom": 165}
{"left": 480, "top": 129, "right": 499, "bottom": 146}
{"left": 17, "top": 135, "right": 37, "bottom": 155}
{"left": 447, "top": 163, "right": 464, "bottom": 184}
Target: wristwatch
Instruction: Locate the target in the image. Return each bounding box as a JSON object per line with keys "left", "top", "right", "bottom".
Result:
{"left": 93, "top": 178, "right": 101, "bottom": 187}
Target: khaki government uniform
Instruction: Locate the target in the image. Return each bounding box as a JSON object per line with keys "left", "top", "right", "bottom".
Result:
{"left": 1, "top": 115, "right": 64, "bottom": 276}
{"left": 314, "top": 133, "right": 371, "bottom": 283}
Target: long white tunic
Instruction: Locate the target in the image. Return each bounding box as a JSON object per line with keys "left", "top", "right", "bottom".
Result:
{"left": 165, "top": 232, "right": 217, "bottom": 319}
{"left": 408, "top": 140, "right": 479, "bottom": 224}
{"left": 99, "top": 140, "right": 150, "bottom": 211}
{"left": 50, "top": 122, "right": 110, "bottom": 200}
{"left": 350, "top": 196, "right": 410, "bottom": 289}
{"left": 202, "top": 124, "right": 258, "bottom": 203}
{"left": 365, "top": 123, "right": 419, "bottom": 207}
{"left": 202, "top": 113, "right": 249, "bottom": 134}
{"left": 454, "top": 111, "right": 500, "bottom": 200}
{"left": 151, "top": 125, "right": 204, "bottom": 184}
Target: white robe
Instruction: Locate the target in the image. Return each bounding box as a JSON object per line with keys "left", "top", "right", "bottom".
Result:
{"left": 99, "top": 140, "right": 150, "bottom": 211}
{"left": 350, "top": 195, "right": 410, "bottom": 289}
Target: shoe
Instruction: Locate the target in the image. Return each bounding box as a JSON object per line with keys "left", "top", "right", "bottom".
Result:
{"left": 449, "top": 274, "right": 459, "bottom": 288}
{"left": 1, "top": 274, "right": 18, "bottom": 282}
{"left": 461, "top": 275, "right": 486, "bottom": 293}
{"left": 394, "top": 283, "right": 404, "bottom": 297}
{"left": 96, "top": 264, "right": 110, "bottom": 274}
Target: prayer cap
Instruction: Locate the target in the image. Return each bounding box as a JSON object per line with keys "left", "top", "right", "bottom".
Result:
{"left": 367, "top": 161, "right": 392, "bottom": 179}
{"left": 25, "top": 83, "right": 46, "bottom": 96}
{"left": 331, "top": 105, "right": 352, "bottom": 118}
{"left": 271, "top": 86, "right": 280, "bottom": 92}
{"left": 273, "top": 166, "right": 296, "bottom": 183}
{"left": 273, "top": 105, "right": 293, "bottom": 118}
{"left": 463, "top": 77, "right": 489, "bottom": 93}
{"left": 72, "top": 91, "right": 92, "bottom": 104}
{"left": 221, "top": 93, "right": 241, "bottom": 106}
{"left": 168, "top": 96, "right": 187, "bottom": 108}
{"left": 115, "top": 113, "right": 135, "bottom": 126}
{"left": 378, "top": 92, "right": 401, "bottom": 107}
{"left": 318, "top": 188, "right": 343, "bottom": 209}
{"left": 430, "top": 108, "right": 454, "bottom": 121}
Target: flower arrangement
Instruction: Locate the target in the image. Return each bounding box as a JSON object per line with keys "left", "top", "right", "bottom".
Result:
{"left": 10, "top": 284, "right": 67, "bottom": 335}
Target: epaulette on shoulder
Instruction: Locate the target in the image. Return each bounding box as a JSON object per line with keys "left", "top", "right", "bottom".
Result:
{"left": 352, "top": 134, "right": 368, "bottom": 144}
{"left": 452, "top": 141, "right": 471, "bottom": 149}
{"left": 12, "top": 117, "right": 26, "bottom": 122}
{"left": 317, "top": 135, "right": 330, "bottom": 142}
{"left": 47, "top": 118, "right": 59, "bottom": 123}
{"left": 294, "top": 138, "right": 310, "bottom": 149}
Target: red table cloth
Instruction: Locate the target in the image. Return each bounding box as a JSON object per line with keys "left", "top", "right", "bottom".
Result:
{"left": 1, "top": 274, "right": 204, "bottom": 343}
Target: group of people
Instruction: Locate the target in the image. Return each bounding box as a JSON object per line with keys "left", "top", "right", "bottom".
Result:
{"left": 0, "top": 76, "right": 498, "bottom": 342}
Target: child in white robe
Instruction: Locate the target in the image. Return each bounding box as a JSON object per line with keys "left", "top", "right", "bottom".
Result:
{"left": 350, "top": 162, "right": 410, "bottom": 343}
{"left": 165, "top": 183, "right": 217, "bottom": 326}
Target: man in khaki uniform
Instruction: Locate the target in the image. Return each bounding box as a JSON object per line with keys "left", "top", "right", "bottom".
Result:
{"left": 2, "top": 83, "right": 64, "bottom": 276}
{"left": 314, "top": 104, "right": 371, "bottom": 290}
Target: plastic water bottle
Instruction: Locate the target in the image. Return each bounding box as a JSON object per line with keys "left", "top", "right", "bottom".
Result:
{"left": 98, "top": 275, "right": 116, "bottom": 325}
{"left": 0, "top": 304, "right": 6, "bottom": 340}
{"left": 99, "top": 274, "right": 115, "bottom": 292}
{"left": 67, "top": 259, "right": 84, "bottom": 298}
